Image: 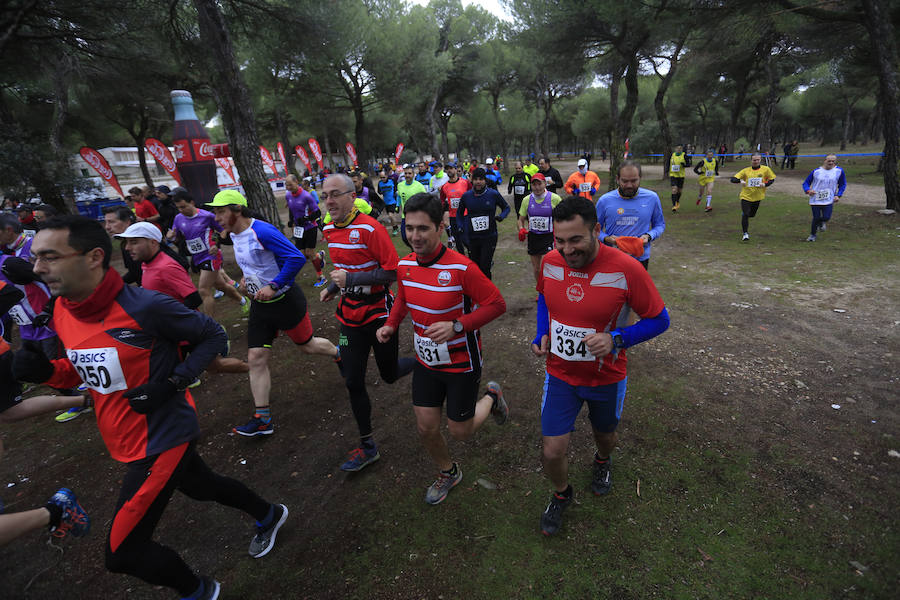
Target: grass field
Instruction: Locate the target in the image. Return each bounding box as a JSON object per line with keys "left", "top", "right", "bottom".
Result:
{"left": 0, "top": 179, "right": 897, "bottom": 599}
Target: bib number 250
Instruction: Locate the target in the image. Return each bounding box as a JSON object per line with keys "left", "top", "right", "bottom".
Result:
{"left": 67, "top": 347, "right": 128, "bottom": 393}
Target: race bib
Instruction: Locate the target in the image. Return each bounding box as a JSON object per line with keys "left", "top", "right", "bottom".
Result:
{"left": 748, "top": 177, "right": 763, "bottom": 187}
{"left": 8, "top": 304, "right": 31, "bottom": 326}
{"left": 245, "top": 275, "right": 265, "bottom": 295}
{"left": 293, "top": 226, "right": 305, "bottom": 238}
{"left": 815, "top": 189, "right": 832, "bottom": 202}
{"left": 185, "top": 237, "right": 207, "bottom": 254}
{"left": 414, "top": 333, "right": 450, "bottom": 366}
{"left": 550, "top": 320, "right": 596, "bottom": 362}
{"left": 343, "top": 285, "right": 372, "bottom": 296}
{"left": 450, "top": 197, "right": 460, "bottom": 209}
{"left": 671, "top": 164, "right": 681, "bottom": 172}
{"left": 705, "top": 170, "right": 715, "bottom": 177}
{"left": 471, "top": 216, "right": 489, "bottom": 232}
{"left": 23, "top": 229, "right": 36, "bottom": 238}
{"left": 514, "top": 185, "right": 525, "bottom": 195}
{"left": 579, "top": 182, "right": 592, "bottom": 192}
{"left": 67, "top": 347, "right": 128, "bottom": 394}
{"left": 529, "top": 216, "right": 550, "bottom": 232}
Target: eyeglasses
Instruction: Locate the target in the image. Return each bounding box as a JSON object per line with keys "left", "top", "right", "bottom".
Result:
{"left": 319, "top": 190, "right": 353, "bottom": 200}
{"left": 29, "top": 251, "right": 86, "bottom": 265}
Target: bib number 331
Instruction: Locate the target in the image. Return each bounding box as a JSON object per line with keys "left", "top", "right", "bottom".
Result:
{"left": 550, "top": 320, "right": 595, "bottom": 362}
{"left": 67, "top": 347, "right": 128, "bottom": 393}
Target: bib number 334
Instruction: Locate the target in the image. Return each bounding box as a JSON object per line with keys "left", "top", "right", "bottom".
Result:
{"left": 550, "top": 320, "right": 595, "bottom": 362}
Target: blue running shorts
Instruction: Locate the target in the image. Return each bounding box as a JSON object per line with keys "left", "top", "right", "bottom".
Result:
{"left": 540, "top": 374, "right": 627, "bottom": 436}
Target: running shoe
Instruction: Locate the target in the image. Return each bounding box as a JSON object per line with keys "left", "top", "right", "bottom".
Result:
{"left": 806, "top": 235, "right": 816, "bottom": 242}
{"left": 591, "top": 456, "right": 612, "bottom": 496}
{"left": 704, "top": 206, "right": 713, "bottom": 212}
{"left": 240, "top": 297, "right": 250, "bottom": 315}
{"left": 186, "top": 576, "right": 221, "bottom": 600}
{"left": 486, "top": 381, "right": 508, "bottom": 425}
{"left": 340, "top": 445, "right": 381, "bottom": 472}
{"left": 818, "top": 223, "right": 826, "bottom": 232}
{"left": 313, "top": 276, "right": 327, "bottom": 288}
{"left": 540, "top": 490, "right": 572, "bottom": 536}
{"left": 55, "top": 406, "right": 91, "bottom": 423}
{"left": 741, "top": 232, "right": 750, "bottom": 241}
{"left": 317, "top": 249, "right": 327, "bottom": 269}
{"left": 213, "top": 290, "right": 224, "bottom": 300}
{"left": 188, "top": 377, "right": 202, "bottom": 389}
{"left": 392, "top": 226, "right": 399, "bottom": 236}
{"left": 47, "top": 488, "right": 90, "bottom": 539}
{"left": 696, "top": 197, "right": 701, "bottom": 205}
{"left": 425, "top": 463, "right": 463, "bottom": 505}
{"left": 233, "top": 416, "right": 274, "bottom": 437}
{"left": 334, "top": 345, "right": 346, "bottom": 377}
{"left": 672, "top": 201, "right": 680, "bottom": 212}
{"left": 249, "top": 503, "right": 288, "bottom": 558}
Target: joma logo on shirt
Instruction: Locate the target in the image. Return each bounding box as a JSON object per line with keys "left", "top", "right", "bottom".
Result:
{"left": 568, "top": 271, "right": 588, "bottom": 279}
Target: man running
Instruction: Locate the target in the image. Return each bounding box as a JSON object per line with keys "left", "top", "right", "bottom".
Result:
{"left": 595, "top": 161, "right": 666, "bottom": 269}
{"left": 429, "top": 161, "right": 449, "bottom": 196}
{"left": 484, "top": 158, "right": 502, "bottom": 190}
{"left": 168, "top": 187, "right": 248, "bottom": 315}
{"left": 565, "top": 158, "right": 601, "bottom": 201}
{"left": 415, "top": 162, "right": 433, "bottom": 190}
{"left": 508, "top": 161, "right": 532, "bottom": 216}
{"left": 802, "top": 154, "right": 846, "bottom": 242}
{"left": 17, "top": 215, "right": 288, "bottom": 599}
{"left": 439, "top": 161, "right": 472, "bottom": 254}
{"left": 377, "top": 169, "right": 401, "bottom": 236}
{"left": 376, "top": 193, "right": 508, "bottom": 505}
{"left": 517, "top": 173, "right": 561, "bottom": 284}
{"left": 457, "top": 168, "right": 510, "bottom": 280}
{"left": 532, "top": 197, "right": 669, "bottom": 536}
{"left": 396, "top": 166, "right": 428, "bottom": 247}
{"left": 284, "top": 175, "right": 327, "bottom": 286}
{"left": 522, "top": 157, "right": 539, "bottom": 179}
{"left": 692, "top": 148, "right": 719, "bottom": 212}
{"left": 206, "top": 190, "right": 342, "bottom": 436}
{"left": 319, "top": 174, "right": 415, "bottom": 471}
{"left": 730, "top": 153, "right": 776, "bottom": 241}
{"left": 538, "top": 156, "right": 563, "bottom": 195}
{"left": 669, "top": 143, "right": 687, "bottom": 212}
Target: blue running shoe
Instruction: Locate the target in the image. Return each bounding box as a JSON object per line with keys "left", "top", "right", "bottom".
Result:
{"left": 183, "top": 576, "right": 220, "bottom": 600}
{"left": 213, "top": 290, "right": 224, "bottom": 299}
{"left": 47, "top": 488, "right": 90, "bottom": 538}
{"left": 313, "top": 276, "right": 328, "bottom": 288}
{"left": 233, "top": 416, "right": 274, "bottom": 437}
{"left": 340, "top": 445, "right": 380, "bottom": 472}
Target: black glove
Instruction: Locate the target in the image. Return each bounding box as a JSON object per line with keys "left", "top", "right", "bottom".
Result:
{"left": 2, "top": 257, "right": 39, "bottom": 284}
{"left": 124, "top": 380, "right": 177, "bottom": 414}
{"left": 12, "top": 341, "right": 55, "bottom": 383}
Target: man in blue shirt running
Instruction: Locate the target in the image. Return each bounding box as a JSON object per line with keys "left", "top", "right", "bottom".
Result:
{"left": 457, "top": 168, "right": 510, "bottom": 280}
{"left": 594, "top": 161, "right": 666, "bottom": 269}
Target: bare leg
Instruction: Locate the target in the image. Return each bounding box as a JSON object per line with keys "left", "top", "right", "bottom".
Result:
{"left": 0, "top": 508, "right": 50, "bottom": 546}
{"left": 446, "top": 393, "right": 494, "bottom": 441}
{"left": 0, "top": 394, "right": 85, "bottom": 423}
{"left": 297, "top": 336, "right": 339, "bottom": 358}
{"left": 207, "top": 356, "right": 250, "bottom": 373}
{"left": 542, "top": 433, "right": 572, "bottom": 492}
{"left": 530, "top": 255, "right": 542, "bottom": 284}
{"left": 247, "top": 347, "right": 271, "bottom": 410}
{"left": 592, "top": 429, "right": 617, "bottom": 457}
{"left": 213, "top": 270, "right": 243, "bottom": 302}
{"left": 414, "top": 406, "right": 452, "bottom": 471}
{"left": 197, "top": 269, "right": 218, "bottom": 315}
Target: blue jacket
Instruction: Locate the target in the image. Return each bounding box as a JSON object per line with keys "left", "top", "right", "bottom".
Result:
{"left": 457, "top": 187, "right": 510, "bottom": 242}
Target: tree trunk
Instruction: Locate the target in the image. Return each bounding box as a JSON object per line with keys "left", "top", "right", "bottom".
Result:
{"left": 840, "top": 101, "right": 852, "bottom": 150}
{"left": 861, "top": 0, "right": 900, "bottom": 210}
{"left": 758, "top": 45, "right": 781, "bottom": 151}
{"left": 192, "top": 0, "right": 279, "bottom": 225}
{"left": 321, "top": 124, "right": 335, "bottom": 171}
{"left": 653, "top": 35, "right": 686, "bottom": 181}
{"left": 607, "top": 61, "right": 626, "bottom": 189}
{"left": 273, "top": 107, "right": 296, "bottom": 176}
{"left": 424, "top": 90, "right": 440, "bottom": 159}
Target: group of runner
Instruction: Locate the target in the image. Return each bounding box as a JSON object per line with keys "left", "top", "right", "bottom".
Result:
{"left": 0, "top": 145, "right": 850, "bottom": 597}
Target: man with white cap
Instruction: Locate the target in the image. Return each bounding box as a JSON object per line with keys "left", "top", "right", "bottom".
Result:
{"left": 483, "top": 158, "right": 502, "bottom": 190}
{"left": 565, "top": 158, "right": 602, "bottom": 201}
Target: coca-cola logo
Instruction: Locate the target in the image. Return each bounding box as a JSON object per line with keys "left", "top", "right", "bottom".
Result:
{"left": 81, "top": 151, "right": 112, "bottom": 179}
{"left": 192, "top": 139, "right": 213, "bottom": 160}
{"left": 173, "top": 140, "right": 188, "bottom": 161}
{"left": 146, "top": 142, "right": 176, "bottom": 171}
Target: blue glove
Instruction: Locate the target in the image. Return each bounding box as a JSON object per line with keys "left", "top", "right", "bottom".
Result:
{"left": 590, "top": 187, "right": 597, "bottom": 196}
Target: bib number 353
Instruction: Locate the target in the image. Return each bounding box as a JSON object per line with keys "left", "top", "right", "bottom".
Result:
{"left": 550, "top": 320, "right": 595, "bottom": 362}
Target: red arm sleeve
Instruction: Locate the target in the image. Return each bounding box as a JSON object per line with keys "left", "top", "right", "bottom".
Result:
{"left": 45, "top": 357, "right": 83, "bottom": 390}
{"left": 457, "top": 265, "right": 506, "bottom": 331}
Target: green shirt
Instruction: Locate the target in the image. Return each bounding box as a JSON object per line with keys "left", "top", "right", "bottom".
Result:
{"left": 396, "top": 180, "right": 427, "bottom": 210}
{"left": 522, "top": 163, "right": 539, "bottom": 178}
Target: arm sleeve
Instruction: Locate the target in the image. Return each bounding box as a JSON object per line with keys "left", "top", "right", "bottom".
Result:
{"left": 346, "top": 267, "right": 397, "bottom": 287}
{"left": 507, "top": 176, "right": 514, "bottom": 194}
{"left": 457, "top": 196, "right": 469, "bottom": 241}
{"left": 456, "top": 265, "right": 506, "bottom": 331}
{"left": 836, "top": 170, "right": 847, "bottom": 196}
{"left": 730, "top": 177, "right": 741, "bottom": 183}
{"left": 184, "top": 291, "right": 203, "bottom": 310}
{"left": 0, "top": 282, "right": 25, "bottom": 313}
{"left": 496, "top": 192, "right": 511, "bottom": 221}
{"left": 384, "top": 280, "right": 409, "bottom": 330}
{"left": 256, "top": 222, "right": 306, "bottom": 288}
{"left": 613, "top": 307, "right": 670, "bottom": 348}
{"left": 648, "top": 198, "right": 666, "bottom": 240}
{"left": 802, "top": 171, "right": 814, "bottom": 192}
{"left": 532, "top": 293, "right": 549, "bottom": 346}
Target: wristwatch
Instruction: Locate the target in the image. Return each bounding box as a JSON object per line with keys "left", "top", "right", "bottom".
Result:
{"left": 452, "top": 320, "right": 464, "bottom": 334}
{"left": 268, "top": 282, "right": 279, "bottom": 291}
{"left": 611, "top": 332, "right": 625, "bottom": 349}
{"left": 168, "top": 374, "right": 190, "bottom": 392}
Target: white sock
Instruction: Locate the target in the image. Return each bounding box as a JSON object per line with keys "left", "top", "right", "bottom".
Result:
{"left": 706, "top": 195, "right": 712, "bottom": 207}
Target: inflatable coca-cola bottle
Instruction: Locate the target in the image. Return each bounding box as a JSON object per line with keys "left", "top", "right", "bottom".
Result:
{"left": 171, "top": 90, "right": 217, "bottom": 204}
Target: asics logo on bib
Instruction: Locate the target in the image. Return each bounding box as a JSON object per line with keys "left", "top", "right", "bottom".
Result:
{"left": 555, "top": 323, "right": 589, "bottom": 339}
{"left": 68, "top": 349, "right": 110, "bottom": 364}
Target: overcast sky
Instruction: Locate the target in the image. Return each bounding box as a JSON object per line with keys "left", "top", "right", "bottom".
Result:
{"left": 408, "top": 0, "right": 512, "bottom": 22}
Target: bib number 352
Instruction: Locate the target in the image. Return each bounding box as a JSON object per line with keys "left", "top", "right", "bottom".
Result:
{"left": 550, "top": 320, "right": 595, "bottom": 362}
{"left": 67, "top": 347, "right": 128, "bottom": 393}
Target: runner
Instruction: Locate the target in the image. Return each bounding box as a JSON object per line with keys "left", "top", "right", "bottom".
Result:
{"left": 0, "top": 213, "right": 32, "bottom": 257}
{"left": 669, "top": 143, "right": 687, "bottom": 212}
{"left": 16, "top": 215, "right": 288, "bottom": 599}
{"left": 532, "top": 196, "right": 669, "bottom": 536}
{"left": 538, "top": 156, "right": 563, "bottom": 195}
{"left": 439, "top": 161, "right": 472, "bottom": 254}
{"left": 565, "top": 158, "right": 601, "bottom": 201}
{"left": 284, "top": 175, "right": 327, "bottom": 287}
{"left": 429, "top": 161, "right": 449, "bottom": 196}
{"left": 508, "top": 161, "right": 532, "bottom": 216}
{"left": 484, "top": 158, "right": 502, "bottom": 190}
{"left": 730, "top": 153, "right": 777, "bottom": 241}
{"left": 522, "top": 157, "right": 539, "bottom": 179}
{"left": 692, "top": 148, "right": 719, "bottom": 212}
{"left": 376, "top": 193, "right": 508, "bottom": 505}
{"left": 456, "top": 167, "right": 510, "bottom": 280}
{"left": 168, "top": 187, "right": 248, "bottom": 316}
{"left": 802, "top": 154, "right": 846, "bottom": 242}
{"left": 206, "top": 190, "right": 342, "bottom": 436}
{"left": 396, "top": 166, "right": 428, "bottom": 247}
{"left": 595, "top": 161, "right": 666, "bottom": 269}
{"left": 319, "top": 174, "right": 415, "bottom": 471}
{"left": 377, "top": 169, "right": 401, "bottom": 236}
{"left": 517, "top": 173, "right": 561, "bottom": 284}
{"left": 415, "top": 161, "right": 433, "bottom": 189}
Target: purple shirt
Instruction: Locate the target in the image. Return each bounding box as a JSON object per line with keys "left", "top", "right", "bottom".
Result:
{"left": 0, "top": 255, "right": 55, "bottom": 341}
{"left": 286, "top": 188, "right": 319, "bottom": 236}
{"left": 172, "top": 209, "right": 221, "bottom": 265}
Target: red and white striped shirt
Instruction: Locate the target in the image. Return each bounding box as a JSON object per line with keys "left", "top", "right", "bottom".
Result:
{"left": 386, "top": 245, "right": 505, "bottom": 373}
{"left": 323, "top": 211, "right": 399, "bottom": 327}
{"left": 440, "top": 178, "right": 472, "bottom": 218}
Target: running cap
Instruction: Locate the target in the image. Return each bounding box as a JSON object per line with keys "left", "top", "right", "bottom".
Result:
{"left": 167, "top": 186, "right": 192, "bottom": 201}
{"left": 208, "top": 189, "right": 247, "bottom": 207}
{"left": 115, "top": 222, "right": 162, "bottom": 243}
{"left": 577, "top": 158, "right": 588, "bottom": 167}
{"left": 485, "top": 158, "right": 493, "bottom": 164}
{"left": 530, "top": 173, "right": 546, "bottom": 182}
{"left": 613, "top": 236, "right": 644, "bottom": 258}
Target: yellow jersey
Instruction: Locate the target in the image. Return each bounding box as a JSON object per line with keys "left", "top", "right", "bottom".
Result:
{"left": 734, "top": 166, "right": 776, "bottom": 202}
{"left": 697, "top": 158, "right": 718, "bottom": 184}
{"left": 669, "top": 152, "right": 686, "bottom": 178}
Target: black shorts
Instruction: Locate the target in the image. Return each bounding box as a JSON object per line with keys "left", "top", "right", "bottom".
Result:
{"left": 0, "top": 351, "right": 23, "bottom": 414}
{"left": 527, "top": 232, "right": 555, "bottom": 256}
{"left": 293, "top": 226, "right": 318, "bottom": 250}
{"left": 670, "top": 176, "right": 685, "bottom": 188}
{"left": 411, "top": 363, "right": 481, "bottom": 422}
{"left": 741, "top": 199, "right": 761, "bottom": 218}
{"left": 247, "top": 286, "right": 313, "bottom": 348}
